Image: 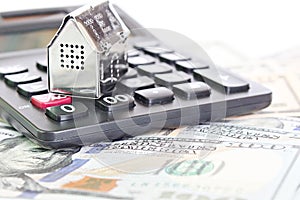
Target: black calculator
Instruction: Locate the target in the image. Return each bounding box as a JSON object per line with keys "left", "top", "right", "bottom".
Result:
{"left": 0, "top": 5, "right": 272, "bottom": 148}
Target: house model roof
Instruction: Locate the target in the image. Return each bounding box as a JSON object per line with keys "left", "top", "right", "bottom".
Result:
{"left": 49, "top": 1, "right": 130, "bottom": 53}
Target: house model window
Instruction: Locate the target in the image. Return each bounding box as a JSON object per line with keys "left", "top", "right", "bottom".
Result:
{"left": 47, "top": 1, "right": 130, "bottom": 98}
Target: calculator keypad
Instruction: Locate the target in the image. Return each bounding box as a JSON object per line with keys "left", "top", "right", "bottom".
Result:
{"left": 0, "top": 43, "right": 252, "bottom": 118}
{"left": 0, "top": 39, "right": 262, "bottom": 148}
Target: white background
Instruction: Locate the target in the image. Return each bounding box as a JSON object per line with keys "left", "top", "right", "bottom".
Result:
{"left": 1, "top": 0, "right": 300, "bottom": 58}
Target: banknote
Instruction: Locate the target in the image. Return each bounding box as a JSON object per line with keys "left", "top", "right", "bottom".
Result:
{"left": 175, "top": 122, "right": 300, "bottom": 146}
{"left": 203, "top": 41, "right": 300, "bottom": 118}
{"left": 0, "top": 118, "right": 12, "bottom": 129}
{"left": 229, "top": 59, "right": 300, "bottom": 117}
{"left": 1, "top": 121, "right": 300, "bottom": 200}
{"left": 226, "top": 116, "right": 300, "bottom": 132}
{"left": 34, "top": 135, "right": 300, "bottom": 199}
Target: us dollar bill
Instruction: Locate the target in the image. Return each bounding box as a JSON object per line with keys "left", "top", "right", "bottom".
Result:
{"left": 226, "top": 116, "right": 300, "bottom": 132}
{"left": 176, "top": 122, "right": 300, "bottom": 146}
{"left": 1, "top": 120, "right": 300, "bottom": 199}
{"left": 203, "top": 42, "right": 300, "bottom": 118}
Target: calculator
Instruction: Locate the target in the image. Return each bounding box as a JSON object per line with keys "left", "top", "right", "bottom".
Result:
{"left": 0, "top": 5, "right": 272, "bottom": 148}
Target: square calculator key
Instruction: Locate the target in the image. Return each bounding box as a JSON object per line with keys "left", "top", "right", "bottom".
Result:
{"left": 134, "top": 87, "right": 174, "bottom": 106}
{"left": 172, "top": 82, "right": 211, "bottom": 100}
{"left": 4, "top": 72, "right": 41, "bottom": 87}
{"left": 17, "top": 81, "right": 48, "bottom": 97}
{"left": 0, "top": 65, "right": 28, "bottom": 78}
{"left": 46, "top": 102, "right": 88, "bottom": 121}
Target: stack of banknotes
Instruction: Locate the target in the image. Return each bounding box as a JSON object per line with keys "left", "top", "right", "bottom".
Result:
{"left": 1, "top": 116, "right": 300, "bottom": 199}
{"left": 1, "top": 43, "right": 300, "bottom": 200}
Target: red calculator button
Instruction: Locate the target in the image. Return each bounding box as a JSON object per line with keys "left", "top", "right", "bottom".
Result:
{"left": 31, "top": 93, "right": 72, "bottom": 109}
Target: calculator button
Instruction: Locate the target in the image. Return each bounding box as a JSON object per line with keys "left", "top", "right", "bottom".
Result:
{"left": 46, "top": 102, "right": 88, "bottom": 122}
{"left": 133, "top": 41, "right": 159, "bottom": 50}
{"left": 127, "top": 49, "right": 140, "bottom": 57}
{"left": 159, "top": 52, "right": 191, "bottom": 65}
{"left": 118, "top": 76, "right": 155, "bottom": 93}
{"left": 4, "top": 73, "right": 42, "bottom": 87}
{"left": 96, "top": 94, "right": 135, "bottom": 112}
{"left": 173, "top": 82, "right": 211, "bottom": 100}
{"left": 31, "top": 93, "right": 72, "bottom": 109}
{"left": 121, "top": 68, "right": 138, "bottom": 79}
{"left": 143, "top": 46, "right": 174, "bottom": 57}
{"left": 114, "top": 64, "right": 128, "bottom": 77}
{"left": 137, "top": 63, "right": 173, "bottom": 77}
{"left": 193, "top": 68, "right": 250, "bottom": 94}
{"left": 17, "top": 81, "right": 48, "bottom": 97}
{"left": 0, "top": 65, "right": 28, "bottom": 78}
{"left": 134, "top": 87, "right": 174, "bottom": 106}
{"left": 154, "top": 71, "right": 191, "bottom": 88}
{"left": 127, "top": 55, "right": 156, "bottom": 68}
{"left": 36, "top": 59, "right": 48, "bottom": 72}
{"left": 175, "top": 60, "right": 209, "bottom": 73}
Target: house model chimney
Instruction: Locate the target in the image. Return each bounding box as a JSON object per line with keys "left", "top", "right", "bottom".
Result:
{"left": 47, "top": 1, "right": 130, "bottom": 98}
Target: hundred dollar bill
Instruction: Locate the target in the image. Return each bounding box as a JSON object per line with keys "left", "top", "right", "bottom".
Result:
{"left": 0, "top": 125, "right": 299, "bottom": 200}
{"left": 0, "top": 120, "right": 172, "bottom": 199}
{"left": 226, "top": 116, "right": 300, "bottom": 132}
{"left": 175, "top": 122, "right": 300, "bottom": 146}
{"left": 35, "top": 135, "right": 300, "bottom": 200}
{"left": 0, "top": 118, "right": 12, "bottom": 128}
{"left": 2, "top": 117, "right": 300, "bottom": 199}
{"left": 228, "top": 59, "right": 300, "bottom": 118}
{"left": 203, "top": 41, "right": 300, "bottom": 118}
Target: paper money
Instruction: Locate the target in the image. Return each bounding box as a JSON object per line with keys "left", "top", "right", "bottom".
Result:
{"left": 230, "top": 61, "right": 300, "bottom": 117}
{"left": 202, "top": 41, "right": 300, "bottom": 118}
{"left": 0, "top": 126, "right": 130, "bottom": 199}
{"left": 37, "top": 135, "right": 300, "bottom": 200}
{"left": 175, "top": 122, "right": 300, "bottom": 146}
{"left": 0, "top": 119, "right": 12, "bottom": 129}
{"left": 194, "top": 122, "right": 295, "bottom": 143}
{"left": 227, "top": 116, "right": 300, "bottom": 132}
{"left": 1, "top": 121, "right": 300, "bottom": 200}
